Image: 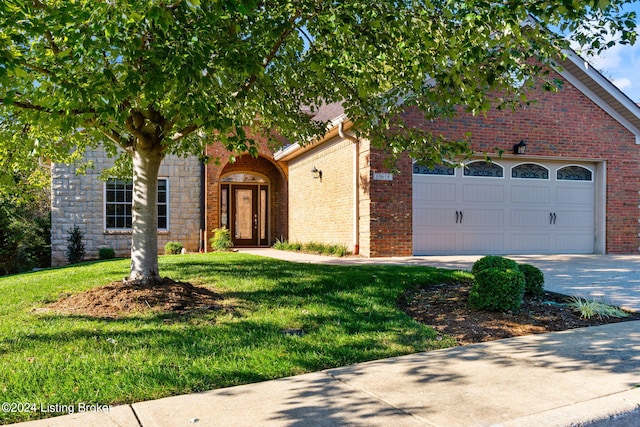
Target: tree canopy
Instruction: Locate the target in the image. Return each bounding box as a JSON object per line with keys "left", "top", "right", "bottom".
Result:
{"left": 0, "top": 0, "right": 636, "bottom": 283}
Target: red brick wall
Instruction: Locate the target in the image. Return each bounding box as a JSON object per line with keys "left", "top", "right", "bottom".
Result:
{"left": 205, "top": 136, "right": 288, "bottom": 249}
{"left": 400, "top": 75, "right": 640, "bottom": 253}
{"left": 363, "top": 145, "right": 413, "bottom": 257}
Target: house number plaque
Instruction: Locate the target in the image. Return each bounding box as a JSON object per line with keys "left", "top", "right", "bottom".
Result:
{"left": 373, "top": 172, "right": 393, "bottom": 181}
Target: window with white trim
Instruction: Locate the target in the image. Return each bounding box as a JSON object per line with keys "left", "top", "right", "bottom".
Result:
{"left": 105, "top": 179, "right": 168, "bottom": 230}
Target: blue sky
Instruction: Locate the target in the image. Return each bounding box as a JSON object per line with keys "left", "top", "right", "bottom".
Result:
{"left": 577, "top": 3, "right": 640, "bottom": 102}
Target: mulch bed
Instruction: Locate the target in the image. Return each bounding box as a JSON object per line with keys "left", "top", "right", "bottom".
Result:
{"left": 46, "top": 278, "right": 223, "bottom": 318}
{"left": 399, "top": 279, "right": 640, "bottom": 345}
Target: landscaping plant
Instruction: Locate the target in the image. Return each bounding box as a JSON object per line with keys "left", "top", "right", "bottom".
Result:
{"left": 164, "top": 242, "right": 184, "bottom": 255}
{"left": 209, "top": 228, "right": 234, "bottom": 251}
{"left": 98, "top": 247, "right": 116, "bottom": 260}
{"left": 469, "top": 268, "right": 526, "bottom": 312}
{"left": 471, "top": 255, "right": 520, "bottom": 276}
{"left": 519, "top": 263, "right": 545, "bottom": 297}
{"left": 65, "top": 226, "right": 85, "bottom": 264}
{"left": 567, "top": 296, "right": 630, "bottom": 320}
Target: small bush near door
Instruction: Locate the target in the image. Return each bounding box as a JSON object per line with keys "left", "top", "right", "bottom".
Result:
{"left": 209, "top": 228, "right": 234, "bottom": 251}
{"left": 164, "top": 241, "right": 184, "bottom": 255}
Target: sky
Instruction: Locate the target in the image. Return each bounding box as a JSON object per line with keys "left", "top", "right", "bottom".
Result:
{"left": 577, "top": 3, "right": 640, "bottom": 103}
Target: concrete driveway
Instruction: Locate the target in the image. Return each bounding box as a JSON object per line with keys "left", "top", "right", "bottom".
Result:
{"left": 239, "top": 249, "right": 640, "bottom": 312}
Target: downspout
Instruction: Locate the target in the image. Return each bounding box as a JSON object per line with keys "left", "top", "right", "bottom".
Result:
{"left": 199, "top": 159, "right": 206, "bottom": 252}
{"left": 338, "top": 122, "right": 360, "bottom": 255}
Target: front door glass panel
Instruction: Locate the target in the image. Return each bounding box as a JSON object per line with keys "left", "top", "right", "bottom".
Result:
{"left": 235, "top": 189, "right": 254, "bottom": 240}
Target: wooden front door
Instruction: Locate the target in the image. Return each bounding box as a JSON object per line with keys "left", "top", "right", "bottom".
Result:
{"left": 222, "top": 183, "right": 269, "bottom": 247}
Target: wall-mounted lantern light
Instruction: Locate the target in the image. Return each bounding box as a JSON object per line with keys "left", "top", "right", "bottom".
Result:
{"left": 311, "top": 166, "right": 322, "bottom": 180}
{"left": 513, "top": 140, "right": 527, "bottom": 155}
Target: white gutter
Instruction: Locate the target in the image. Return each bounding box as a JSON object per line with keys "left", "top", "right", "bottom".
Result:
{"left": 338, "top": 122, "right": 360, "bottom": 255}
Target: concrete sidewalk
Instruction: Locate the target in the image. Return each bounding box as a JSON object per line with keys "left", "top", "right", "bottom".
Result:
{"left": 13, "top": 321, "right": 640, "bottom": 426}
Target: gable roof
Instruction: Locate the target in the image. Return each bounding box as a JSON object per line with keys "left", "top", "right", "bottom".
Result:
{"left": 554, "top": 48, "right": 640, "bottom": 144}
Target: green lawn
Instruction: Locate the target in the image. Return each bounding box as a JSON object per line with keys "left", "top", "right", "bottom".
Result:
{"left": 0, "top": 252, "right": 467, "bottom": 423}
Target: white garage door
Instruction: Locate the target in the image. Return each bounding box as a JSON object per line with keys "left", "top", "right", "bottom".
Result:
{"left": 412, "top": 160, "right": 596, "bottom": 255}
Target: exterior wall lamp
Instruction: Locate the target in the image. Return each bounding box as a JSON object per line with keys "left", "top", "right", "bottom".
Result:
{"left": 311, "top": 166, "right": 322, "bottom": 180}
{"left": 513, "top": 140, "right": 527, "bottom": 155}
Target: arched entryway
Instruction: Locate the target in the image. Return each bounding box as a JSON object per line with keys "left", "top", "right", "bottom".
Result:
{"left": 208, "top": 154, "right": 288, "bottom": 249}
{"left": 220, "top": 173, "right": 270, "bottom": 246}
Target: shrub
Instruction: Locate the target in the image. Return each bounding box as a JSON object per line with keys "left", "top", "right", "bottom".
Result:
{"left": 471, "top": 256, "right": 520, "bottom": 276}
{"left": 164, "top": 241, "right": 184, "bottom": 255}
{"left": 65, "top": 226, "right": 85, "bottom": 264}
{"left": 469, "top": 268, "right": 525, "bottom": 312}
{"left": 98, "top": 247, "right": 116, "bottom": 260}
{"left": 519, "top": 263, "right": 545, "bottom": 297}
{"left": 274, "top": 239, "right": 349, "bottom": 257}
{"left": 209, "top": 228, "right": 234, "bottom": 251}
{"left": 273, "top": 239, "right": 301, "bottom": 252}
{"left": 567, "top": 296, "right": 630, "bottom": 320}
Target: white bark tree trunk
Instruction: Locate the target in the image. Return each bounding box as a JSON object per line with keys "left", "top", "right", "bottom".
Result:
{"left": 128, "top": 142, "right": 163, "bottom": 284}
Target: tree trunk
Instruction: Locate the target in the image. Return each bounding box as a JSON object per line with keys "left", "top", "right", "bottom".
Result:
{"left": 128, "top": 141, "right": 164, "bottom": 284}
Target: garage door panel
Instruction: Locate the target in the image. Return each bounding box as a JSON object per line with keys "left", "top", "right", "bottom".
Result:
{"left": 511, "top": 185, "right": 551, "bottom": 204}
{"left": 413, "top": 182, "right": 457, "bottom": 202}
{"left": 554, "top": 233, "right": 594, "bottom": 253}
{"left": 463, "top": 209, "right": 505, "bottom": 227}
{"left": 463, "top": 184, "right": 504, "bottom": 202}
{"left": 414, "top": 233, "right": 457, "bottom": 254}
{"left": 556, "top": 186, "right": 594, "bottom": 206}
{"left": 462, "top": 232, "right": 505, "bottom": 252}
{"left": 510, "top": 209, "right": 552, "bottom": 227}
{"left": 414, "top": 208, "right": 456, "bottom": 227}
{"left": 554, "top": 210, "right": 594, "bottom": 228}
{"left": 510, "top": 233, "right": 551, "bottom": 253}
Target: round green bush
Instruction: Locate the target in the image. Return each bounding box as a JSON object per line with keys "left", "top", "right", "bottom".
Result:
{"left": 471, "top": 256, "right": 520, "bottom": 276}
{"left": 98, "top": 247, "right": 116, "bottom": 260}
{"left": 164, "top": 241, "right": 184, "bottom": 255}
{"left": 519, "top": 263, "right": 545, "bottom": 297}
{"left": 209, "top": 228, "right": 234, "bottom": 251}
{"left": 469, "top": 268, "right": 525, "bottom": 312}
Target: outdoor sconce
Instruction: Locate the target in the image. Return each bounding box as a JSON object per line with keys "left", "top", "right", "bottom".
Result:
{"left": 513, "top": 140, "right": 527, "bottom": 155}
{"left": 311, "top": 166, "right": 322, "bottom": 180}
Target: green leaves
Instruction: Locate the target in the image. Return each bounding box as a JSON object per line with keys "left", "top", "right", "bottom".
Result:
{"left": 0, "top": 0, "right": 636, "bottom": 164}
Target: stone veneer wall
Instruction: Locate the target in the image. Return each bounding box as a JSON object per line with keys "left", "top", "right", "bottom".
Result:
{"left": 51, "top": 148, "right": 201, "bottom": 266}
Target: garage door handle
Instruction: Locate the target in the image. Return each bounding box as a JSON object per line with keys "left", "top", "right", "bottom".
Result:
{"left": 459, "top": 211, "right": 463, "bottom": 224}
{"left": 549, "top": 212, "right": 557, "bottom": 225}
{"left": 455, "top": 211, "right": 459, "bottom": 224}
{"left": 553, "top": 213, "right": 557, "bottom": 225}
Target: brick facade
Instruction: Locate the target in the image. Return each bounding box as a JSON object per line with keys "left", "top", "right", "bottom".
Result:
{"left": 204, "top": 136, "right": 288, "bottom": 249}
{"left": 288, "top": 137, "right": 356, "bottom": 250}
{"left": 400, "top": 74, "right": 640, "bottom": 254}
{"left": 51, "top": 69, "right": 640, "bottom": 262}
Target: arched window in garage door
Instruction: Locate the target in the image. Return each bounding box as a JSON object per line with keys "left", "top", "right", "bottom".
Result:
{"left": 463, "top": 161, "right": 504, "bottom": 178}
{"left": 511, "top": 163, "right": 550, "bottom": 179}
{"left": 557, "top": 165, "right": 593, "bottom": 181}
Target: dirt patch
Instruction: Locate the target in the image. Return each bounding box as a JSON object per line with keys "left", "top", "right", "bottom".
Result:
{"left": 47, "top": 278, "right": 223, "bottom": 318}
{"left": 400, "top": 280, "right": 640, "bottom": 345}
